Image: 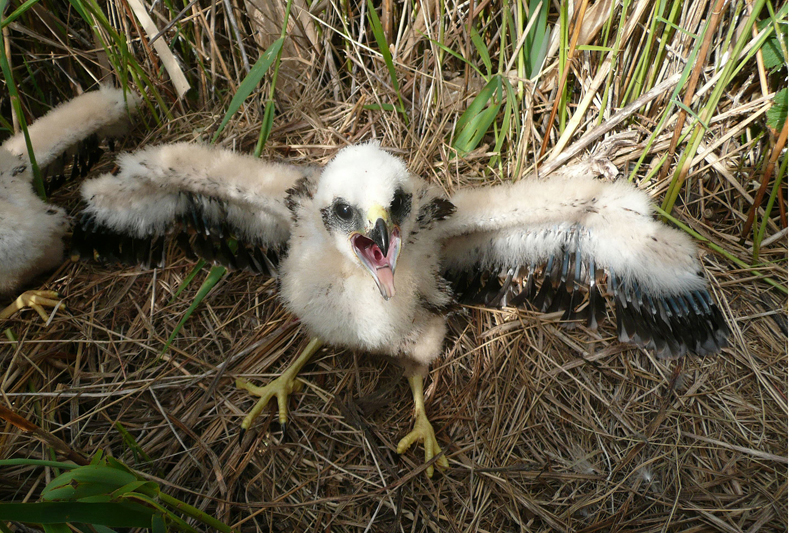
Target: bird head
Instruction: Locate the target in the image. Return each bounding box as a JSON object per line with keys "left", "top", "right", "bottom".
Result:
{"left": 314, "top": 143, "right": 416, "bottom": 300}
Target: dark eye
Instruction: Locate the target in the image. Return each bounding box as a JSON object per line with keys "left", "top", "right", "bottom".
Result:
{"left": 334, "top": 202, "right": 353, "bottom": 221}
{"left": 390, "top": 189, "right": 410, "bottom": 220}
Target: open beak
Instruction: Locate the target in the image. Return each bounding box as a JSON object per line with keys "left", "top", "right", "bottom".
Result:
{"left": 350, "top": 206, "right": 402, "bottom": 300}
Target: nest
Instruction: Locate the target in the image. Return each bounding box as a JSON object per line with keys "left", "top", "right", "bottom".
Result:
{"left": 0, "top": 1, "right": 787, "bottom": 531}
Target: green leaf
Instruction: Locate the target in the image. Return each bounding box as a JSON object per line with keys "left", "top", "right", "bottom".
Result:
{"left": 365, "top": 0, "right": 408, "bottom": 122}
{"left": 757, "top": 19, "right": 787, "bottom": 71}
{"left": 212, "top": 37, "right": 285, "bottom": 143}
{"left": 522, "top": 0, "right": 550, "bottom": 79}
{"left": 41, "top": 487, "right": 77, "bottom": 502}
{"left": 423, "top": 36, "right": 484, "bottom": 79}
{"left": 42, "top": 464, "right": 138, "bottom": 502}
{"left": 89, "top": 526, "right": 117, "bottom": 533}
{"left": 0, "top": 459, "right": 79, "bottom": 470}
{"left": 111, "top": 480, "right": 161, "bottom": 499}
{"left": 363, "top": 103, "right": 401, "bottom": 112}
{"left": 152, "top": 513, "right": 168, "bottom": 533}
{"left": 453, "top": 77, "right": 503, "bottom": 155}
{"left": 0, "top": 502, "right": 154, "bottom": 527}
{"left": 0, "top": 0, "right": 42, "bottom": 29}
{"left": 162, "top": 265, "right": 227, "bottom": 354}
{"left": 470, "top": 26, "right": 492, "bottom": 75}
{"left": 576, "top": 45, "right": 613, "bottom": 52}
{"left": 766, "top": 87, "right": 787, "bottom": 131}
{"left": 42, "top": 524, "right": 71, "bottom": 533}
{"left": 454, "top": 103, "right": 502, "bottom": 154}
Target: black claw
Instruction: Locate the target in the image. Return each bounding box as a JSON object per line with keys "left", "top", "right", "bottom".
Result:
{"left": 238, "top": 427, "right": 247, "bottom": 445}
{"left": 280, "top": 422, "right": 287, "bottom": 435}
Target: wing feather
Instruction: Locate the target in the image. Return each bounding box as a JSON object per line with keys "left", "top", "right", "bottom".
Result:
{"left": 438, "top": 172, "right": 729, "bottom": 358}
{"left": 1, "top": 87, "right": 138, "bottom": 295}
{"left": 74, "top": 142, "right": 319, "bottom": 272}
{"left": 1, "top": 86, "right": 138, "bottom": 169}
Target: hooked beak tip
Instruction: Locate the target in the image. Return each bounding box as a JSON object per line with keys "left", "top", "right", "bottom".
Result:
{"left": 370, "top": 218, "right": 390, "bottom": 256}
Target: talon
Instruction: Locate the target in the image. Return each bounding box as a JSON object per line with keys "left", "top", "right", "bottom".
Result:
{"left": 235, "top": 337, "right": 323, "bottom": 439}
{"left": 238, "top": 427, "right": 246, "bottom": 445}
{"left": 397, "top": 414, "right": 448, "bottom": 478}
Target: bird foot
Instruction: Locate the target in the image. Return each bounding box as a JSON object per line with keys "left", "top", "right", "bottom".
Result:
{"left": 0, "top": 290, "right": 62, "bottom": 321}
{"left": 235, "top": 374, "right": 304, "bottom": 434}
{"left": 397, "top": 411, "right": 449, "bottom": 478}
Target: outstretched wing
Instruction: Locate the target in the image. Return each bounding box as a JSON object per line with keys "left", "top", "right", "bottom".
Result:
{"left": 73, "top": 142, "right": 320, "bottom": 274}
{"left": 0, "top": 87, "right": 138, "bottom": 295}
{"left": 1, "top": 86, "right": 139, "bottom": 170}
{"left": 437, "top": 168, "right": 728, "bottom": 359}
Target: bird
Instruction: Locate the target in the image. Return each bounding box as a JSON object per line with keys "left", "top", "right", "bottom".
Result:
{"left": 63, "top": 137, "right": 729, "bottom": 477}
{"left": 0, "top": 86, "right": 139, "bottom": 321}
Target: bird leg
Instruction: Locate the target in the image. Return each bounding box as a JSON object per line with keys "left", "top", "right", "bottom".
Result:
{"left": 235, "top": 336, "right": 323, "bottom": 435}
{"left": 396, "top": 373, "right": 449, "bottom": 478}
{"left": 0, "top": 290, "right": 62, "bottom": 321}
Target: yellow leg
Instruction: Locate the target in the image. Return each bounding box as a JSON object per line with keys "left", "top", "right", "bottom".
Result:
{"left": 236, "top": 337, "right": 323, "bottom": 437}
{"left": 396, "top": 374, "right": 449, "bottom": 478}
{"left": 0, "top": 290, "right": 62, "bottom": 321}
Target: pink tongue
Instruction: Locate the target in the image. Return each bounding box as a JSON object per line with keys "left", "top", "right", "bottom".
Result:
{"left": 375, "top": 267, "right": 395, "bottom": 299}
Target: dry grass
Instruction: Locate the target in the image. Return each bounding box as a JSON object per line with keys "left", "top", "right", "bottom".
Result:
{"left": 0, "top": 1, "right": 787, "bottom": 532}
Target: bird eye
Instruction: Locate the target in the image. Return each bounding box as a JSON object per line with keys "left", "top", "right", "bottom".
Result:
{"left": 334, "top": 202, "right": 353, "bottom": 221}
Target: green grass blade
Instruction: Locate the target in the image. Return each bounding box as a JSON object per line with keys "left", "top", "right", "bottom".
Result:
{"left": 522, "top": 0, "right": 549, "bottom": 80}
{"left": 490, "top": 77, "right": 519, "bottom": 167}
{"left": 454, "top": 103, "right": 502, "bottom": 155}
{"left": 212, "top": 37, "right": 285, "bottom": 144}
{"left": 453, "top": 76, "right": 502, "bottom": 155}
{"left": 254, "top": 100, "right": 275, "bottom": 158}
{"left": 365, "top": 0, "right": 408, "bottom": 123}
{"left": 0, "top": 502, "right": 154, "bottom": 527}
{"left": 576, "top": 45, "right": 613, "bottom": 52}
{"left": 0, "top": 0, "right": 42, "bottom": 29}
{"left": 0, "top": 459, "right": 79, "bottom": 469}
{"left": 162, "top": 265, "right": 227, "bottom": 354}
{"left": 115, "top": 422, "right": 156, "bottom": 466}
{"left": 42, "top": 524, "right": 71, "bottom": 533}
{"left": 424, "top": 36, "right": 485, "bottom": 78}
{"left": 753, "top": 154, "right": 786, "bottom": 262}
{"left": 158, "top": 491, "right": 234, "bottom": 533}
{"left": 169, "top": 260, "right": 207, "bottom": 304}
{"left": 255, "top": 0, "right": 294, "bottom": 156}
{"left": 0, "top": 14, "right": 44, "bottom": 199}
{"left": 655, "top": 207, "right": 787, "bottom": 294}
{"left": 662, "top": 0, "right": 766, "bottom": 213}
{"left": 470, "top": 26, "right": 492, "bottom": 75}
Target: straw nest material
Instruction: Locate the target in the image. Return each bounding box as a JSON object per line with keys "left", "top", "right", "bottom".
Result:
{"left": 1, "top": 1, "right": 787, "bottom": 531}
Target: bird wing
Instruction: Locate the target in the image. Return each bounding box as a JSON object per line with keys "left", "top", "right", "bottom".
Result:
{"left": 74, "top": 142, "right": 320, "bottom": 274}
{"left": 1, "top": 86, "right": 139, "bottom": 172}
{"left": 437, "top": 168, "right": 728, "bottom": 359}
{"left": 1, "top": 87, "right": 138, "bottom": 295}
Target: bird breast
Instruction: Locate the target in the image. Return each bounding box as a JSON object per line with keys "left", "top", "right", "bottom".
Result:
{"left": 279, "top": 215, "right": 435, "bottom": 356}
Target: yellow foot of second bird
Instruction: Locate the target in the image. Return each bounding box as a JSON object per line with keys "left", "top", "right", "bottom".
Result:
{"left": 0, "top": 290, "right": 62, "bottom": 321}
